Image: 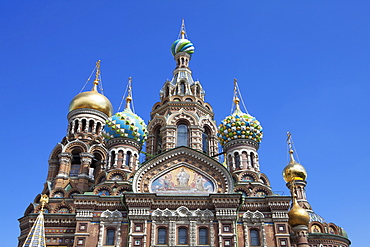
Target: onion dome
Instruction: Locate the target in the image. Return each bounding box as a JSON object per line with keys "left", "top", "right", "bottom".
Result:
{"left": 171, "top": 38, "right": 195, "bottom": 56}
{"left": 217, "top": 97, "right": 263, "bottom": 146}
{"left": 288, "top": 197, "right": 310, "bottom": 227}
{"left": 103, "top": 84, "right": 147, "bottom": 144}
{"left": 69, "top": 61, "right": 113, "bottom": 116}
{"left": 283, "top": 150, "right": 307, "bottom": 183}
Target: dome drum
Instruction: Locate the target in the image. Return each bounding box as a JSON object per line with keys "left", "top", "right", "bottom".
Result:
{"left": 222, "top": 139, "right": 260, "bottom": 152}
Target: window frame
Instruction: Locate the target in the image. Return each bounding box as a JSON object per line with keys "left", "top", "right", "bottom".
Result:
{"left": 177, "top": 227, "right": 188, "bottom": 245}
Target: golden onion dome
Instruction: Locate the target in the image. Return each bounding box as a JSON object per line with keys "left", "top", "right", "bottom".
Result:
{"left": 69, "top": 83, "right": 113, "bottom": 117}
{"left": 288, "top": 198, "right": 310, "bottom": 227}
{"left": 283, "top": 150, "right": 307, "bottom": 183}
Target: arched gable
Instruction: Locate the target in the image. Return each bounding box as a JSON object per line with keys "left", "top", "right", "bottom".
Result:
{"left": 49, "top": 143, "right": 63, "bottom": 160}
{"left": 168, "top": 109, "right": 198, "bottom": 125}
{"left": 63, "top": 140, "right": 89, "bottom": 153}
{"left": 133, "top": 147, "right": 233, "bottom": 194}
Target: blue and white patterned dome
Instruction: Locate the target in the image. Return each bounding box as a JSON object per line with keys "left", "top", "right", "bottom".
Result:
{"left": 217, "top": 108, "right": 263, "bottom": 146}
{"left": 103, "top": 108, "right": 147, "bottom": 144}
{"left": 171, "top": 38, "right": 195, "bottom": 56}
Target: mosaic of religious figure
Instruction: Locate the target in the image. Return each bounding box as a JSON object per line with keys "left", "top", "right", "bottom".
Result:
{"left": 151, "top": 166, "right": 215, "bottom": 194}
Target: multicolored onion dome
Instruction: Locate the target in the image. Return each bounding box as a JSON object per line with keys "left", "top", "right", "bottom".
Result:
{"left": 217, "top": 108, "right": 263, "bottom": 146}
{"left": 171, "top": 38, "right": 195, "bottom": 56}
{"left": 103, "top": 108, "right": 147, "bottom": 144}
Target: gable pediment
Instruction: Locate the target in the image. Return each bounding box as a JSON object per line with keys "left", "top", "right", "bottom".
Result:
{"left": 132, "top": 147, "right": 233, "bottom": 194}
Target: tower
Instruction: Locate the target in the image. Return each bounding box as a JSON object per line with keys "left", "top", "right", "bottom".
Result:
{"left": 217, "top": 80, "right": 271, "bottom": 199}
{"left": 283, "top": 133, "right": 350, "bottom": 247}
{"left": 146, "top": 21, "right": 218, "bottom": 158}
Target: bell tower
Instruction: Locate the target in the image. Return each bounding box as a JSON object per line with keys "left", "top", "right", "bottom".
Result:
{"left": 146, "top": 21, "right": 218, "bottom": 159}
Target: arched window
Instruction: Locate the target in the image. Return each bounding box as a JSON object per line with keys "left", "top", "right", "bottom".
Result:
{"left": 74, "top": 120, "right": 79, "bottom": 133}
{"left": 155, "top": 127, "right": 162, "bottom": 154}
{"left": 110, "top": 151, "right": 116, "bottom": 167}
{"left": 250, "top": 152, "right": 255, "bottom": 168}
{"left": 202, "top": 127, "right": 210, "bottom": 154}
{"left": 117, "top": 150, "right": 124, "bottom": 167}
{"left": 177, "top": 124, "right": 188, "bottom": 147}
{"left": 178, "top": 227, "right": 188, "bottom": 245}
{"left": 96, "top": 122, "right": 102, "bottom": 135}
{"left": 88, "top": 120, "right": 94, "bottom": 132}
{"left": 126, "top": 151, "right": 131, "bottom": 167}
{"left": 157, "top": 227, "right": 167, "bottom": 244}
{"left": 250, "top": 229, "right": 260, "bottom": 246}
{"left": 70, "top": 151, "right": 81, "bottom": 177}
{"left": 198, "top": 228, "right": 208, "bottom": 245}
{"left": 180, "top": 82, "right": 186, "bottom": 94}
{"left": 228, "top": 155, "right": 233, "bottom": 168}
{"left": 235, "top": 153, "right": 241, "bottom": 169}
{"left": 106, "top": 229, "right": 115, "bottom": 245}
{"left": 165, "top": 86, "right": 170, "bottom": 97}
{"left": 81, "top": 119, "right": 87, "bottom": 132}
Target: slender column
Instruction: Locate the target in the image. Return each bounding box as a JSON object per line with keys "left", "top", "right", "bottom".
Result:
{"left": 189, "top": 220, "right": 196, "bottom": 246}
{"left": 169, "top": 220, "right": 176, "bottom": 246}
{"left": 243, "top": 222, "right": 249, "bottom": 247}
{"left": 209, "top": 220, "right": 215, "bottom": 247}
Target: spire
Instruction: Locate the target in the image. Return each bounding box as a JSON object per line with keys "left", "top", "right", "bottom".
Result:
{"left": 231, "top": 79, "right": 249, "bottom": 115}
{"left": 179, "top": 19, "right": 186, "bottom": 39}
{"left": 125, "top": 77, "right": 133, "bottom": 110}
{"left": 92, "top": 60, "right": 101, "bottom": 91}
{"left": 22, "top": 195, "right": 49, "bottom": 247}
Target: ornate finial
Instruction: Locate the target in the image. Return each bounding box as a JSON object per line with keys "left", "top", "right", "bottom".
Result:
{"left": 125, "top": 77, "right": 133, "bottom": 109}
{"left": 40, "top": 194, "right": 49, "bottom": 212}
{"left": 233, "top": 79, "right": 241, "bottom": 111}
{"left": 180, "top": 19, "right": 186, "bottom": 39}
{"left": 92, "top": 60, "right": 101, "bottom": 91}
{"left": 287, "top": 131, "right": 295, "bottom": 162}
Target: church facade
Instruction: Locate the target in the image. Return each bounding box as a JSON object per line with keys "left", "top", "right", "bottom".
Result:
{"left": 18, "top": 25, "right": 351, "bottom": 247}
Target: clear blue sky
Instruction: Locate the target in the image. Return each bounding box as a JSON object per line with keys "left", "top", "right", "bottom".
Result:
{"left": 1, "top": 1, "right": 368, "bottom": 246}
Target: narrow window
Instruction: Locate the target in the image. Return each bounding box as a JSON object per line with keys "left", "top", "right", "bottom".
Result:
{"left": 180, "top": 82, "right": 185, "bottom": 94}
{"left": 250, "top": 152, "right": 255, "bottom": 168}
{"left": 235, "top": 153, "right": 241, "bottom": 169}
{"left": 177, "top": 124, "right": 188, "bottom": 147}
{"left": 157, "top": 228, "right": 167, "bottom": 245}
{"left": 126, "top": 151, "right": 131, "bottom": 167}
{"left": 96, "top": 122, "right": 101, "bottom": 135}
{"left": 74, "top": 120, "right": 79, "bottom": 133}
{"left": 81, "top": 119, "right": 87, "bottom": 132}
{"left": 250, "top": 229, "right": 260, "bottom": 246}
{"left": 155, "top": 127, "right": 162, "bottom": 154}
{"left": 199, "top": 228, "right": 208, "bottom": 245}
{"left": 178, "top": 227, "right": 188, "bottom": 245}
{"left": 166, "top": 86, "right": 170, "bottom": 97}
{"left": 88, "top": 120, "right": 94, "bottom": 132}
{"left": 70, "top": 151, "right": 81, "bottom": 177}
{"left": 110, "top": 151, "right": 116, "bottom": 167}
{"left": 202, "top": 127, "right": 210, "bottom": 154}
{"left": 106, "top": 229, "right": 115, "bottom": 245}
